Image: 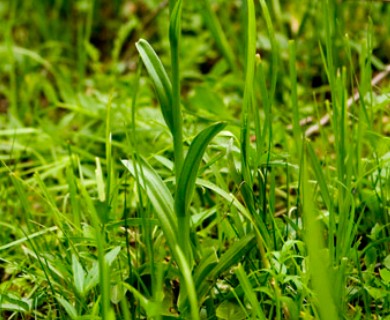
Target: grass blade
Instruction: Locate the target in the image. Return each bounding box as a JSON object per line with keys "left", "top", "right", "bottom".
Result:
{"left": 302, "top": 144, "right": 339, "bottom": 319}
{"left": 235, "top": 264, "right": 266, "bottom": 320}
{"left": 199, "top": 0, "right": 236, "bottom": 71}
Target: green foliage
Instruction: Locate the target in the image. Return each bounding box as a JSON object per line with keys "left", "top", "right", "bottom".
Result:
{"left": 0, "top": 0, "right": 389, "bottom": 319}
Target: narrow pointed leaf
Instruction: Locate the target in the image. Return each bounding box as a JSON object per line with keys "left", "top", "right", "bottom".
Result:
{"left": 169, "top": 0, "right": 183, "bottom": 50}
{"left": 236, "top": 264, "right": 267, "bottom": 320}
{"left": 135, "top": 39, "right": 174, "bottom": 131}
{"left": 307, "top": 143, "right": 332, "bottom": 211}
{"left": 199, "top": 0, "right": 236, "bottom": 71}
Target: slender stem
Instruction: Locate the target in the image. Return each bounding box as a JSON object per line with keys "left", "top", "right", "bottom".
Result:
{"left": 170, "top": 0, "right": 184, "bottom": 178}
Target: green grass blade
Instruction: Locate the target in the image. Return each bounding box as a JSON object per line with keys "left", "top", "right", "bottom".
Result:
{"left": 302, "top": 144, "right": 339, "bottom": 319}
{"left": 121, "top": 282, "right": 161, "bottom": 318}
{"left": 135, "top": 39, "right": 174, "bottom": 132}
{"left": 235, "top": 264, "right": 266, "bottom": 320}
{"left": 307, "top": 142, "right": 336, "bottom": 259}
{"left": 241, "top": 0, "right": 256, "bottom": 182}
{"left": 169, "top": 0, "right": 184, "bottom": 175}
{"left": 307, "top": 143, "right": 332, "bottom": 211}
{"left": 78, "top": 182, "right": 112, "bottom": 319}
{"left": 288, "top": 40, "right": 302, "bottom": 155}
{"left": 258, "top": 0, "right": 278, "bottom": 100}
{"left": 199, "top": 0, "right": 236, "bottom": 71}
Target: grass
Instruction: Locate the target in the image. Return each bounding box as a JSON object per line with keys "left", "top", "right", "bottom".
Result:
{"left": 0, "top": 0, "right": 390, "bottom": 319}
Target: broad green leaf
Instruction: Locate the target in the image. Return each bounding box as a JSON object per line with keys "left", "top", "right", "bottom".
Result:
{"left": 105, "top": 246, "right": 121, "bottom": 266}
{"left": 0, "top": 294, "right": 31, "bottom": 313}
{"left": 122, "top": 157, "right": 199, "bottom": 320}
{"left": 379, "top": 268, "right": 390, "bottom": 285}
{"left": 384, "top": 255, "right": 390, "bottom": 269}
{"left": 72, "top": 254, "right": 86, "bottom": 296}
{"left": 364, "top": 286, "right": 387, "bottom": 300}
{"left": 188, "top": 85, "right": 230, "bottom": 118}
{"left": 111, "top": 284, "right": 127, "bottom": 305}
{"left": 196, "top": 178, "right": 265, "bottom": 242}
{"left": 175, "top": 122, "right": 226, "bottom": 217}
{"left": 122, "top": 282, "right": 162, "bottom": 317}
{"left": 122, "top": 158, "right": 177, "bottom": 239}
{"left": 302, "top": 149, "right": 338, "bottom": 320}
{"left": 216, "top": 300, "right": 246, "bottom": 320}
{"left": 195, "top": 233, "right": 256, "bottom": 304}
{"left": 85, "top": 262, "right": 99, "bottom": 293}
{"left": 135, "top": 39, "right": 173, "bottom": 132}
{"left": 192, "top": 248, "right": 218, "bottom": 290}
{"left": 175, "top": 122, "right": 226, "bottom": 265}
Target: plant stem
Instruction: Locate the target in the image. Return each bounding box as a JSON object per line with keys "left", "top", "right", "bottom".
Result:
{"left": 169, "top": 0, "right": 184, "bottom": 178}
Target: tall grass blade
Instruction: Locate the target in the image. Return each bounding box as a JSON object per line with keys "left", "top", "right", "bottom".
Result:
{"left": 199, "top": 0, "right": 236, "bottom": 71}
{"left": 235, "top": 264, "right": 266, "bottom": 320}
{"left": 169, "top": 0, "right": 184, "bottom": 175}
{"left": 288, "top": 40, "right": 302, "bottom": 155}
{"left": 241, "top": 0, "right": 256, "bottom": 183}
{"left": 78, "top": 182, "right": 112, "bottom": 318}
{"left": 302, "top": 144, "right": 339, "bottom": 319}
{"left": 307, "top": 143, "right": 336, "bottom": 259}
{"left": 258, "top": 0, "right": 278, "bottom": 100}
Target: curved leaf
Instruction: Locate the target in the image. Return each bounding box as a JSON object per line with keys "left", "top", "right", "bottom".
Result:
{"left": 135, "top": 39, "right": 173, "bottom": 132}
{"left": 122, "top": 157, "right": 199, "bottom": 320}
{"left": 122, "top": 158, "right": 177, "bottom": 238}
{"left": 175, "top": 122, "right": 226, "bottom": 217}
{"left": 194, "top": 233, "right": 256, "bottom": 305}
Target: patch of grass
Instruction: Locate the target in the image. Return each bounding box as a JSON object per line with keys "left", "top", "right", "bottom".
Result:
{"left": 0, "top": 0, "right": 389, "bottom": 319}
